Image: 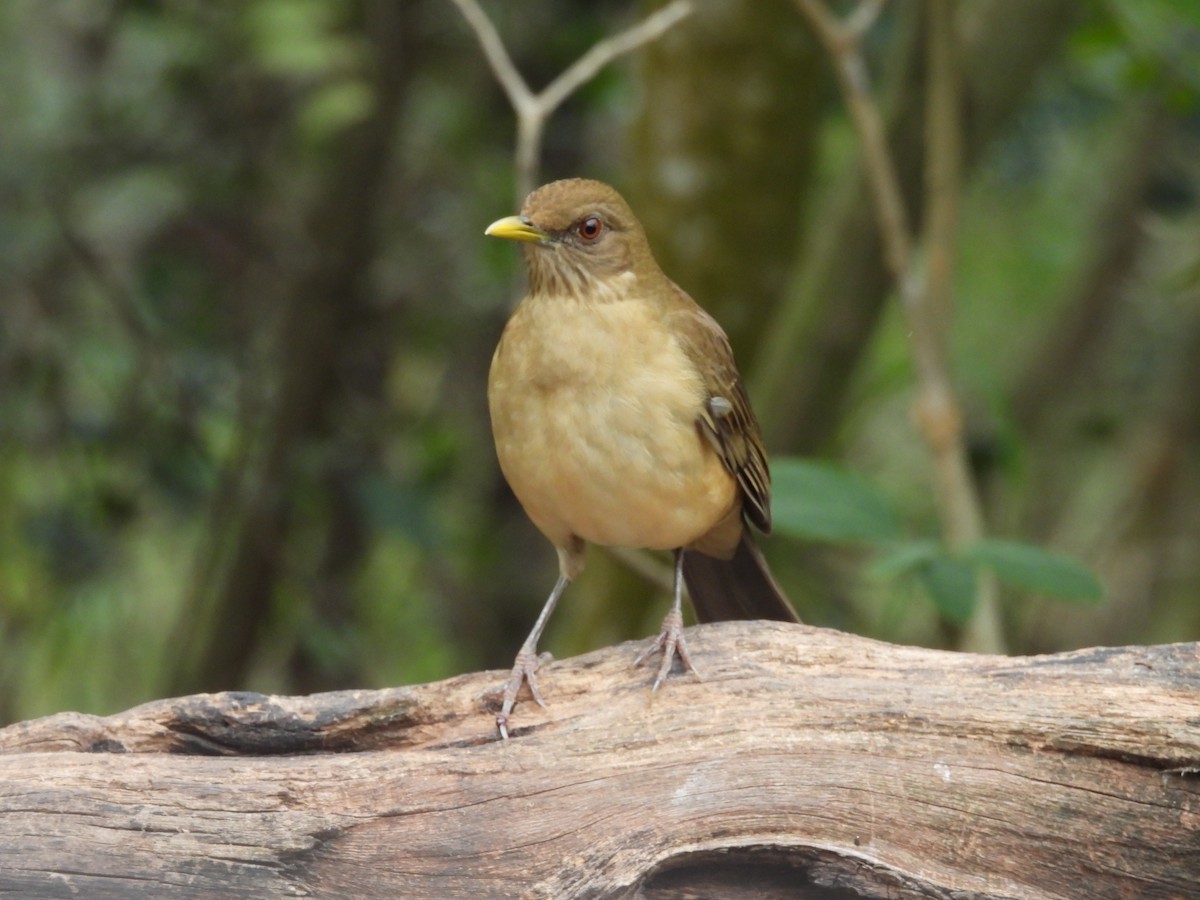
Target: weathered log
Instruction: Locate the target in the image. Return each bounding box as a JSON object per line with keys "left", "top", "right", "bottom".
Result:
{"left": 1, "top": 622, "right": 1197, "bottom": 898}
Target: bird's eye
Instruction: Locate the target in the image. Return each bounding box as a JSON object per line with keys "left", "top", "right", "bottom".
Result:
{"left": 577, "top": 216, "right": 603, "bottom": 241}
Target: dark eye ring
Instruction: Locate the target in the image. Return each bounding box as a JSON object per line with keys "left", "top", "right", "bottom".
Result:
{"left": 577, "top": 216, "right": 603, "bottom": 241}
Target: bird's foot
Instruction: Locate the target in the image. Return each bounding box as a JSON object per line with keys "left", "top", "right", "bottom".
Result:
{"left": 495, "top": 649, "right": 552, "bottom": 740}
{"left": 634, "top": 606, "right": 700, "bottom": 691}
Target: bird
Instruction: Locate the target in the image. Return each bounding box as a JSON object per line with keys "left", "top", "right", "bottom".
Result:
{"left": 485, "top": 178, "right": 799, "bottom": 738}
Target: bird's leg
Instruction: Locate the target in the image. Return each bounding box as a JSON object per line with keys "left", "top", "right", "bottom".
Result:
{"left": 496, "top": 574, "right": 569, "bottom": 740}
{"left": 635, "top": 549, "right": 700, "bottom": 690}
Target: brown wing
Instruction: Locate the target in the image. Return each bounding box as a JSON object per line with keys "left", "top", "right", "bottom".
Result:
{"left": 667, "top": 287, "right": 772, "bottom": 534}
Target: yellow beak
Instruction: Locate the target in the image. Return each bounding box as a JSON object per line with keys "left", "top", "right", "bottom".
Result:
{"left": 484, "top": 215, "right": 549, "bottom": 244}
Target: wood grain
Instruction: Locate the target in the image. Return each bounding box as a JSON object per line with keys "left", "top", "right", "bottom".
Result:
{"left": 1, "top": 622, "right": 1197, "bottom": 898}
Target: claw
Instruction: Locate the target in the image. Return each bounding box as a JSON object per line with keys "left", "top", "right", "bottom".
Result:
{"left": 494, "top": 575, "right": 569, "bottom": 739}
{"left": 495, "top": 649, "right": 546, "bottom": 740}
{"left": 635, "top": 606, "right": 700, "bottom": 690}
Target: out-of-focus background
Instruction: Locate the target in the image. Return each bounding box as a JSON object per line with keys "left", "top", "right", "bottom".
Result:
{"left": 1, "top": 0, "right": 1197, "bottom": 723}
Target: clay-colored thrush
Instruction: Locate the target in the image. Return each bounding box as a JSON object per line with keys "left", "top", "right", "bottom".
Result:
{"left": 486, "top": 178, "right": 798, "bottom": 738}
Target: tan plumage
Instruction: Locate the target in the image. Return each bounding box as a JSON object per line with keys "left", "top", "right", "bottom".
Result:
{"left": 486, "top": 178, "right": 798, "bottom": 738}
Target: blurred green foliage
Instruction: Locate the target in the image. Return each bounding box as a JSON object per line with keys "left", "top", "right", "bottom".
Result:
{"left": 772, "top": 458, "right": 1101, "bottom": 623}
{"left": 0, "top": 0, "right": 1197, "bottom": 723}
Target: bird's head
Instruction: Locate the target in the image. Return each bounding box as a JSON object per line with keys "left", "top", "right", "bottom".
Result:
{"left": 485, "top": 178, "right": 662, "bottom": 301}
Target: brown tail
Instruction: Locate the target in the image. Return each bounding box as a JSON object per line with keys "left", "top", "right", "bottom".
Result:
{"left": 682, "top": 531, "right": 801, "bottom": 624}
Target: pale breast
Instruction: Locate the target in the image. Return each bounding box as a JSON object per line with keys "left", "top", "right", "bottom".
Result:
{"left": 489, "top": 292, "right": 738, "bottom": 552}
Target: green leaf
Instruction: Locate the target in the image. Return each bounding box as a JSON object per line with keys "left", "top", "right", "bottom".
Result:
{"left": 963, "top": 539, "right": 1102, "bottom": 602}
{"left": 771, "top": 458, "right": 901, "bottom": 544}
{"left": 866, "top": 539, "right": 941, "bottom": 581}
{"left": 919, "top": 556, "right": 978, "bottom": 624}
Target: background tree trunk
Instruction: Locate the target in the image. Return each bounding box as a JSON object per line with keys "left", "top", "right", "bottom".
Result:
{"left": 3, "top": 622, "right": 1197, "bottom": 899}
{"left": 170, "top": 2, "right": 418, "bottom": 695}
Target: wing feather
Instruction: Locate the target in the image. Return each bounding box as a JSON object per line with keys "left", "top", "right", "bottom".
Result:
{"left": 667, "top": 287, "right": 772, "bottom": 534}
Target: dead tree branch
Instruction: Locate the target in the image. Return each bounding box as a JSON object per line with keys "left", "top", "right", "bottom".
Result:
{"left": 2, "top": 622, "right": 1197, "bottom": 898}
{"left": 449, "top": 0, "right": 692, "bottom": 203}
{"left": 794, "top": 0, "right": 1003, "bottom": 651}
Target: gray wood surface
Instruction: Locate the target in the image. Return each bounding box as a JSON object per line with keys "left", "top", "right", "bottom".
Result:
{"left": 1, "top": 621, "right": 1197, "bottom": 898}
